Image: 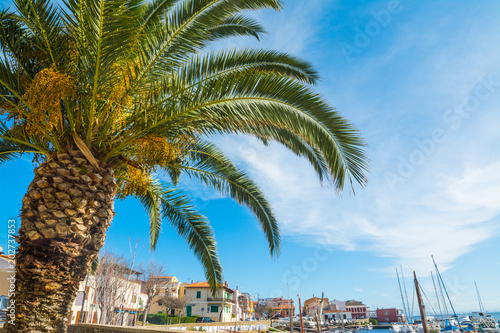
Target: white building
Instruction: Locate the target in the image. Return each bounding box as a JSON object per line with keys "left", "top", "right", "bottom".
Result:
{"left": 329, "top": 300, "right": 346, "bottom": 311}
{"left": 68, "top": 266, "right": 145, "bottom": 326}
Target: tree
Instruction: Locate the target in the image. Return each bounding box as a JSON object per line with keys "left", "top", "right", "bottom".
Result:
{"left": 0, "top": 0, "right": 368, "bottom": 331}
{"left": 91, "top": 251, "right": 134, "bottom": 325}
{"left": 156, "top": 295, "right": 189, "bottom": 324}
{"left": 141, "top": 261, "right": 169, "bottom": 326}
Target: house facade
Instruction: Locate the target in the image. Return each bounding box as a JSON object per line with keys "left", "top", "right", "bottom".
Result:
{"left": 323, "top": 309, "right": 352, "bottom": 322}
{"left": 148, "top": 276, "right": 181, "bottom": 315}
{"left": 303, "top": 297, "right": 329, "bottom": 316}
{"left": 68, "top": 274, "right": 144, "bottom": 326}
{"left": 376, "top": 308, "right": 404, "bottom": 323}
{"left": 184, "top": 281, "right": 235, "bottom": 322}
{"left": 68, "top": 264, "right": 144, "bottom": 326}
{"left": 328, "top": 300, "right": 346, "bottom": 311}
{"left": 232, "top": 290, "right": 253, "bottom": 321}
{"left": 345, "top": 300, "right": 368, "bottom": 319}
{"left": 261, "top": 297, "right": 295, "bottom": 317}
{"left": 0, "top": 254, "right": 13, "bottom": 297}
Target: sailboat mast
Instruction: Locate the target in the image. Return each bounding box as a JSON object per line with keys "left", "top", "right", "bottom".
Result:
{"left": 431, "top": 271, "right": 444, "bottom": 320}
{"left": 401, "top": 266, "right": 412, "bottom": 322}
{"left": 298, "top": 292, "right": 304, "bottom": 333}
{"left": 288, "top": 281, "right": 292, "bottom": 333}
{"left": 396, "top": 268, "right": 408, "bottom": 323}
{"left": 414, "top": 271, "right": 429, "bottom": 333}
{"left": 432, "top": 255, "right": 461, "bottom": 331}
{"left": 319, "top": 292, "right": 324, "bottom": 325}
{"left": 475, "top": 281, "right": 484, "bottom": 313}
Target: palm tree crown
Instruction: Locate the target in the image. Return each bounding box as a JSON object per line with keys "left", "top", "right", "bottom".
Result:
{"left": 0, "top": 0, "right": 368, "bottom": 293}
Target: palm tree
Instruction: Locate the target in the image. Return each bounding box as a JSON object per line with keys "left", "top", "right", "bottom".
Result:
{"left": 0, "top": 0, "right": 368, "bottom": 331}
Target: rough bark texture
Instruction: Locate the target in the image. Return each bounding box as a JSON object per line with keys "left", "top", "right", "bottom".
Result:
{"left": 4, "top": 151, "right": 117, "bottom": 333}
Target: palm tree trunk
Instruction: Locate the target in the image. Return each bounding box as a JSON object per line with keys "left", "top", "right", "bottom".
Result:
{"left": 4, "top": 151, "right": 116, "bottom": 333}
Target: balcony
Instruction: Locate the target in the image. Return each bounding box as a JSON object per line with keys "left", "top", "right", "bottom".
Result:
{"left": 207, "top": 297, "right": 235, "bottom": 304}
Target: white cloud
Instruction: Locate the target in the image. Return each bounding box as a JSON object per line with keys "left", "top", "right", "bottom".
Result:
{"left": 168, "top": 0, "right": 500, "bottom": 310}
{"left": 215, "top": 103, "right": 500, "bottom": 274}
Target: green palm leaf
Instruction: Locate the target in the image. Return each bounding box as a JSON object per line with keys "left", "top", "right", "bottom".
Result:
{"left": 180, "top": 139, "right": 281, "bottom": 256}
{"left": 117, "top": 172, "right": 222, "bottom": 294}
{"left": 0, "top": 0, "right": 368, "bottom": 306}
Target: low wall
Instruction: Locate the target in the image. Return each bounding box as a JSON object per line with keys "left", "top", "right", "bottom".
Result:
{"left": 157, "top": 320, "right": 271, "bottom": 332}
{"left": 68, "top": 323, "right": 188, "bottom": 333}
{"left": 68, "top": 321, "right": 271, "bottom": 333}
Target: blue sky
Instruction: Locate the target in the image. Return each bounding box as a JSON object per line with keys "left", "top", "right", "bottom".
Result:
{"left": 1, "top": 0, "right": 499, "bottom": 314}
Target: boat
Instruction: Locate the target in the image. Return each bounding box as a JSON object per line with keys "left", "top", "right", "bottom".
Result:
{"left": 472, "top": 312, "right": 500, "bottom": 333}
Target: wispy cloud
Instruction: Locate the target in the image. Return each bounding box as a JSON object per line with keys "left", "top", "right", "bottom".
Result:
{"left": 167, "top": 0, "right": 500, "bottom": 310}
{"left": 216, "top": 124, "right": 500, "bottom": 273}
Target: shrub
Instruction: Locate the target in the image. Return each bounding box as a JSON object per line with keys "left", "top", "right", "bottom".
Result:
{"left": 143, "top": 314, "right": 200, "bottom": 325}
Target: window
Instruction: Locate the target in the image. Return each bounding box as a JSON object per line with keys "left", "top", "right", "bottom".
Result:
{"left": 159, "top": 302, "right": 163, "bottom": 307}
{"left": 211, "top": 306, "right": 218, "bottom": 312}
{"left": 196, "top": 291, "right": 201, "bottom": 299}
{"left": 384, "top": 311, "right": 389, "bottom": 315}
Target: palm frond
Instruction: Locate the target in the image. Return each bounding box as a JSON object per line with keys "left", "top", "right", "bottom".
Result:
{"left": 138, "top": 70, "right": 367, "bottom": 190}
{"left": 127, "top": 0, "right": 282, "bottom": 94}
{"left": 116, "top": 170, "right": 222, "bottom": 294}
{"left": 205, "top": 15, "right": 265, "bottom": 41}
{"left": 0, "top": 122, "right": 46, "bottom": 163}
{"left": 178, "top": 139, "right": 281, "bottom": 256}
{"left": 0, "top": 11, "right": 36, "bottom": 80}
{"left": 14, "top": 0, "right": 63, "bottom": 68}
{"left": 141, "top": 0, "right": 176, "bottom": 29}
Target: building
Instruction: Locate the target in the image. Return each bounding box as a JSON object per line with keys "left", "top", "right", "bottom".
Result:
{"left": 328, "top": 300, "right": 346, "bottom": 311}
{"left": 323, "top": 309, "right": 352, "bottom": 322}
{"left": 0, "top": 254, "right": 13, "bottom": 297}
{"left": 345, "top": 300, "right": 368, "bottom": 319}
{"left": 303, "top": 297, "right": 329, "bottom": 316}
{"left": 262, "top": 297, "right": 295, "bottom": 317}
{"left": 68, "top": 265, "right": 144, "bottom": 326}
{"left": 148, "top": 276, "right": 181, "bottom": 315}
{"left": 184, "top": 281, "right": 235, "bottom": 322}
{"left": 232, "top": 290, "right": 253, "bottom": 321}
{"left": 376, "top": 308, "right": 404, "bottom": 323}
